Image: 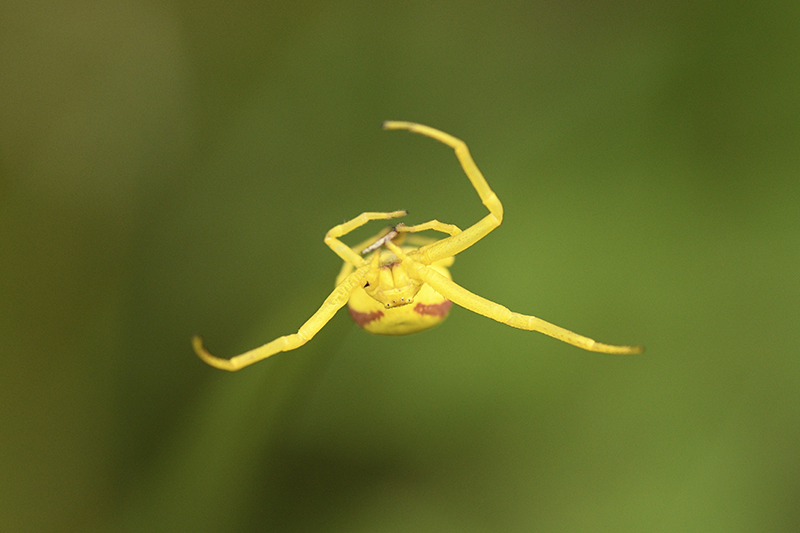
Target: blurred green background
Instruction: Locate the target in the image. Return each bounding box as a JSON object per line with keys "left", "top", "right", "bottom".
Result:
{"left": 2, "top": 1, "right": 799, "bottom": 531}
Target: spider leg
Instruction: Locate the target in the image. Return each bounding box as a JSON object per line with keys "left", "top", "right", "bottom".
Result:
{"left": 385, "top": 241, "right": 643, "bottom": 355}
{"left": 396, "top": 219, "right": 462, "bottom": 237}
{"left": 383, "top": 121, "right": 503, "bottom": 264}
{"left": 360, "top": 219, "right": 463, "bottom": 256}
{"left": 325, "top": 210, "right": 407, "bottom": 266}
{"left": 193, "top": 265, "right": 370, "bottom": 371}
{"left": 334, "top": 261, "right": 356, "bottom": 287}
{"left": 395, "top": 220, "right": 463, "bottom": 264}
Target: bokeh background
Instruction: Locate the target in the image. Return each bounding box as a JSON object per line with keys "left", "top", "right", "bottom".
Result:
{"left": 2, "top": 1, "right": 799, "bottom": 531}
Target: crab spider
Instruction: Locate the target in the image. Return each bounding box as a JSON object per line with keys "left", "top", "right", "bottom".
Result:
{"left": 193, "top": 121, "right": 644, "bottom": 371}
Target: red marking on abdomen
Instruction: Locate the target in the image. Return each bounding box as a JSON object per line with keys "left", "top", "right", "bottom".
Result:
{"left": 413, "top": 300, "right": 452, "bottom": 317}
{"left": 349, "top": 308, "right": 384, "bottom": 328}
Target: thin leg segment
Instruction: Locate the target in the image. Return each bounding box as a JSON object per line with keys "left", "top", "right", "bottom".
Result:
{"left": 193, "top": 265, "right": 370, "bottom": 371}
{"left": 396, "top": 220, "right": 462, "bottom": 237}
{"left": 385, "top": 241, "right": 643, "bottom": 355}
{"left": 382, "top": 121, "right": 503, "bottom": 264}
{"left": 365, "top": 220, "right": 463, "bottom": 262}
{"left": 325, "top": 210, "right": 407, "bottom": 266}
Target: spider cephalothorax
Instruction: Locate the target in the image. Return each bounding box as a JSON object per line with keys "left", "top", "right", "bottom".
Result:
{"left": 193, "top": 121, "right": 643, "bottom": 371}
{"left": 348, "top": 233, "right": 455, "bottom": 335}
{"left": 362, "top": 244, "right": 425, "bottom": 309}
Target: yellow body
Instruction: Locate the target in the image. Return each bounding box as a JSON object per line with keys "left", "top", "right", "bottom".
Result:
{"left": 193, "top": 121, "right": 644, "bottom": 371}
{"left": 345, "top": 247, "right": 454, "bottom": 335}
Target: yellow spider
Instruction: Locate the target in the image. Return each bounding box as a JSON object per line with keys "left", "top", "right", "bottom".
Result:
{"left": 193, "top": 121, "right": 644, "bottom": 371}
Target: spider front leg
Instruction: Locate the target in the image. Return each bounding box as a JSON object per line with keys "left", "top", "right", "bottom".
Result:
{"left": 325, "top": 210, "right": 408, "bottom": 266}
{"left": 193, "top": 264, "right": 370, "bottom": 371}
{"left": 384, "top": 241, "right": 644, "bottom": 355}
{"left": 383, "top": 121, "right": 503, "bottom": 264}
{"left": 396, "top": 220, "right": 462, "bottom": 238}
{"left": 194, "top": 210, "right": 410, "bottom": 371}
